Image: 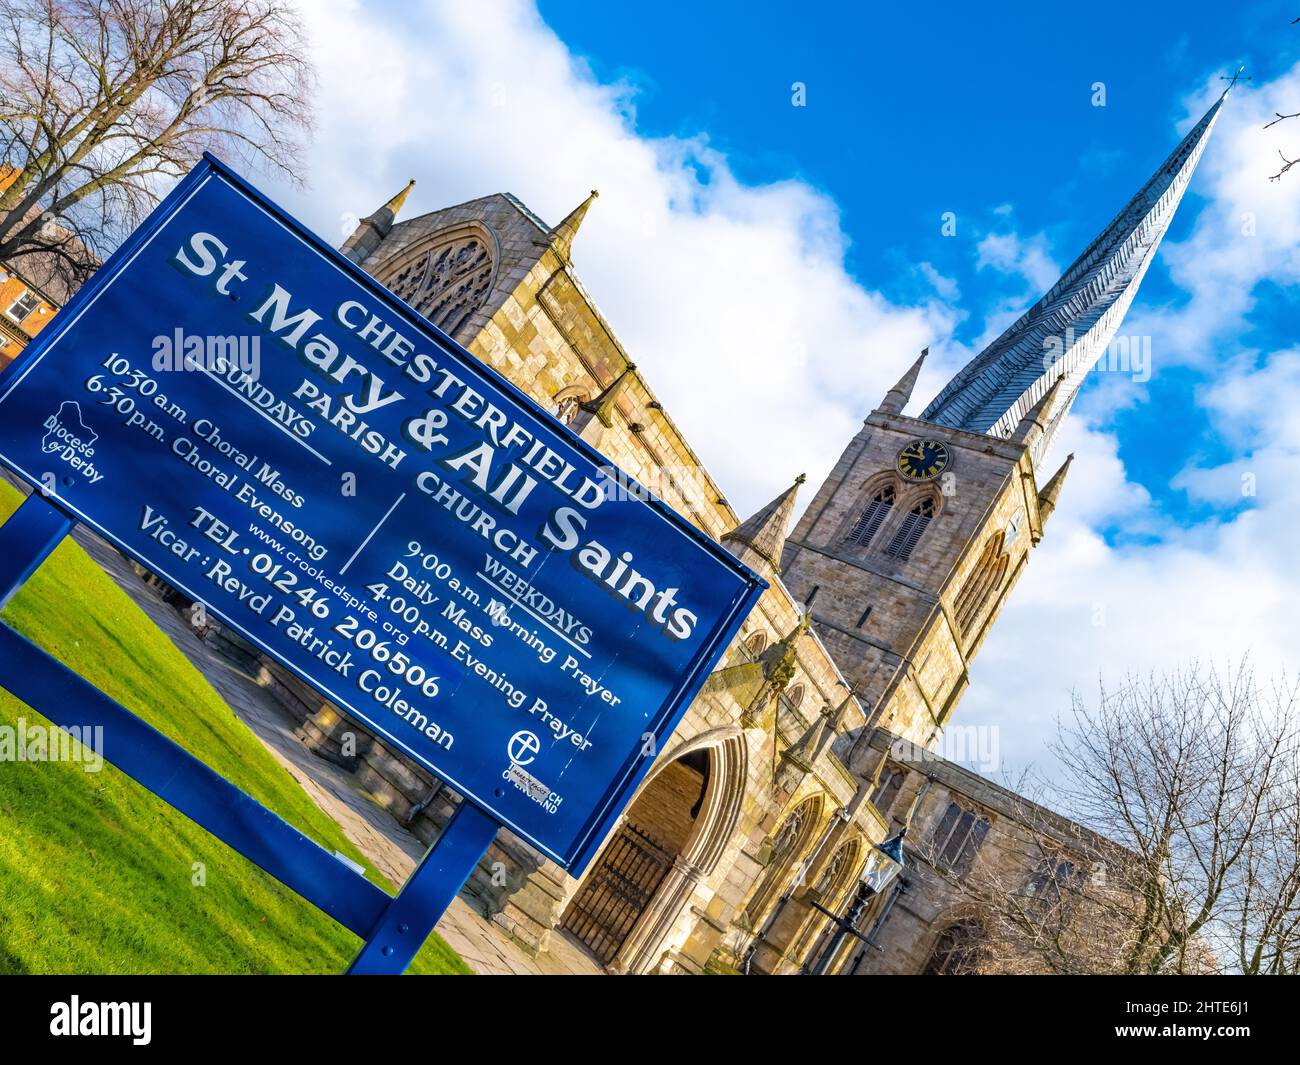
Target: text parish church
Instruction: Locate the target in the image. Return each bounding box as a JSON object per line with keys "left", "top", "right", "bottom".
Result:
{"left": 209, "top": 90, "right": 1224, "bottom": 974}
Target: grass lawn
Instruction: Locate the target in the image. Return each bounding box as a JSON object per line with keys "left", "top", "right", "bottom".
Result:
{"left": 0, "top": 480, "right": 470, "bottom": 974}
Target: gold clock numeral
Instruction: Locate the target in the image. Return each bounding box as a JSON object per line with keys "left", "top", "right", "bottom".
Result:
{"left": 898, "top": 440, "right": 949, "bottom": 481}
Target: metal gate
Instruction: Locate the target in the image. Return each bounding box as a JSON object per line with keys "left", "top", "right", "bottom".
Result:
{"left": 561, "top": 823, "right": 674, "bottom": 964}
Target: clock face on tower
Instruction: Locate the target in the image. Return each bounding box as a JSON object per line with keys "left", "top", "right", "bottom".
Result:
{"left": 896, "top": 439, "right": 951, "bottom": 482}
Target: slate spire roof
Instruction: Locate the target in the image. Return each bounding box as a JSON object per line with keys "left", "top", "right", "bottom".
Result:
{"left": 920, "top": 91, "right": 1226, "bottom": 459}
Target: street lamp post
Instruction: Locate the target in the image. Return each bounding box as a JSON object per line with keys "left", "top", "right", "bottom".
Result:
{"left": 807, "top": 827, "right": 906, "bottom": 975}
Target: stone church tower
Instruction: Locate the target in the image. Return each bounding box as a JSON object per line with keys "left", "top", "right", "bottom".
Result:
{"left": 203, "top": 88, "right": 1227, "bottom": 975}
{"left": 780, "top": 94, "right": 1225, "bottom": 751}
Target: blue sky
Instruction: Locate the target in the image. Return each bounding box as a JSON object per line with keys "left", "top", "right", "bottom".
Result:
{"left": 537, "top": 0, "right": 1299, "bottom": 534}
{"left": 273, "top": 1, "right": 1300, "bottom": 782}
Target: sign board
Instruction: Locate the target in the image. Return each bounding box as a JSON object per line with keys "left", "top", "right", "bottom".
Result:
{"left": 0, "top": 156, "right": 764, "bottom": 870}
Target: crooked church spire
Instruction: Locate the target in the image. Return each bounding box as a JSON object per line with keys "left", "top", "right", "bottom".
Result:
{"left": 920, "top": 91, "right": 1226, "bottom": 458}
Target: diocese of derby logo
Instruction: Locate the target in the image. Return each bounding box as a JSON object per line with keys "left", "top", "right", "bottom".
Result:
{"left": 41, "top": 400, "right": 105, "bottom": 485}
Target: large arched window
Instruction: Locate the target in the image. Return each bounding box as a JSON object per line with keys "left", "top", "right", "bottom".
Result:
{"left": 953, "top": 533, "right": 1009, "bottom": 634}
{"left": 744, "top": 794, "right": 824, "bottom": 926}
{"left": 923, "top": 920, "right": 984, "bottom": 975}
{"left": 870, "top": 763, "right": 906, "bottom": 817}
{"left": 929, "top": 801, "right": 990, "bottom": 876}
{"left": 1024, "top": 854, "right": 1085, "bottom": 906}
{"left": 845, "top": 484, "right": 895, "bottom": 547}
{"left": 380, "top": 228, "right": 497, "bottom": 337}
{"left": 884, "top": 495, "right": 937, "bottom": 561}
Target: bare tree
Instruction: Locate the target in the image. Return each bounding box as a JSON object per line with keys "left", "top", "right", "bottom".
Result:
{"left": 934, "top": 664, "right": 1300, "bottom": 974}
{"left": 0, "top": 0, "right": 314, "bottom": 289}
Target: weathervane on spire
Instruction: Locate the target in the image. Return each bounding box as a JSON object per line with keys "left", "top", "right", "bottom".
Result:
{"left": 1220, "top": 66, "right": 1251, "bottom": 92}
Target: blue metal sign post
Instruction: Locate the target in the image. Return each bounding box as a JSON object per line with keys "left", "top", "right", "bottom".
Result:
{"left": 0, "top": 155, "right": 763, "bottom": 973}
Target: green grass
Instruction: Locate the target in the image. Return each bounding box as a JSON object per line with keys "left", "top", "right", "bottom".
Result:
{"left": 0, "top": 481, "right": 470, "bottom": 974}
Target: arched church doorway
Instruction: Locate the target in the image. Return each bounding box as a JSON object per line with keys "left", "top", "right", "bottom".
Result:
{"left": 561, "top": 749, "right": 710, "bottom": 965}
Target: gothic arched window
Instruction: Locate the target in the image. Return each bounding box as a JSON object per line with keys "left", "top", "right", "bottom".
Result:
{"left": 870, "top": 763, "right": 906, "bottom": 817}
{"left": 923, "top": 920, "right": 984, "bottom": 975}
{"left": 744, "top": 794, "right": 824, "bottom": 925}
{"left": 553, "top": 394, "right": 584, "bottom": 426}
{"left": 1024, "top": 855, "right": 1085, "bottom": 905}
{"left": 770, "top": 807, "right": 806, "bottom": 861}
{"left": 786, "top": 683, "right": 805, "bottom": 711}
{"left": 930, "top": 801, "right": 990, "bottom": 876}
{"left": 884, "top": 496, "right": 937, "bottom": 561}
{"left": 846, "top": 484, "right": 895, "bottom": 547}
{"left": 381, "top": 229, "right": 496, "bottom": 338}
{"left": 745, "top": 631, "right": 768, "bottom": 657}
{"left": 953, "top": 533, "right": 1009, "bottom": 635}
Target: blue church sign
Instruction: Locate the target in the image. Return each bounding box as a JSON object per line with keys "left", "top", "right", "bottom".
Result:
{"left": 0, "top": 155, "right": 763, "bottom": 973}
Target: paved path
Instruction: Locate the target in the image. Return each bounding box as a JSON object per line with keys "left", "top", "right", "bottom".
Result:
{"left": 26, "top": 488, "right": 602, "bottom": 976}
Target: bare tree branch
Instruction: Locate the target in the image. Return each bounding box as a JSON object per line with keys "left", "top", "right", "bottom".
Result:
{"left": 0, "top": 0, "right": 315, "bottom": 294}
{"left": 926, "top": 664, "right": 1300, "bottom": 974}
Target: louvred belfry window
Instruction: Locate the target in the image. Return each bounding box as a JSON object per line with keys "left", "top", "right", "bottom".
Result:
{"left": 884, "top": 496, "right": 936, "bottom": 561}
{"left": 846, "top": 485, "right": 895, "bottom": 546}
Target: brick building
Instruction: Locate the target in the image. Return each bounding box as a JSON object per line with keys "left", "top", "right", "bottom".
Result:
{"left": 0, "top": 165, "right": 92, "bottom": 369}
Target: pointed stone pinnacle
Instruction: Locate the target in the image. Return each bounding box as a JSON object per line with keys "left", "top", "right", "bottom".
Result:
{"left": 1010, "top": 374, "right": 1065, "bottom": 447}
{"left": 382, "top": 178, "right": 416, "bottom": 218}
{"left": 878, "top": 348, "right": 928, "bottom": 415}
{"left": 722, "top": 474, "right": 805, "bottom": 567}
{"left": 549, "top": 189, "right": 599, "bottom": 264}
{"left": 1037, "top": 452, "right": 1075, "bottom": 524}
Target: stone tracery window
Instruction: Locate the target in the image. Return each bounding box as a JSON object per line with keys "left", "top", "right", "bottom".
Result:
{"left": 870, "top": 763, "right": 906, "bottom": 817}
{"left": 744, "top": 795, "right": 822, "bottom": 925}
{"left": 381, "top": 230, "right": 495, "bottom": 338}
{"left": 930, "top": 801, "right": 990, "bottom": 876}
{"left": 770, "top": 805, "right": 805, "bottom": 861}
{"left": 812, "top": 840, "right": 849, "bottom": 896}
{"left": 1024, "top": 854, "right": 1085, "bottom": 905}
{"left": 953, "top": 533, "right": 1010, "bottom": 635}
{"left": 923, "top": 920, "right": 984, "bottom": 975}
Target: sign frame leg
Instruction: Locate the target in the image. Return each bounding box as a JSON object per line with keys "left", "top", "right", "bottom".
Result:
{"left": 347, "top": 799, "right": 499, "bottom": 975}
{"left": 0, "top": 491, "right": 75, "bottom": 605}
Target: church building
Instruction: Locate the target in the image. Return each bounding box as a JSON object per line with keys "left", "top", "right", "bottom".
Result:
{"left": 207, "top": 89, "right": 1224, "bottom": 974}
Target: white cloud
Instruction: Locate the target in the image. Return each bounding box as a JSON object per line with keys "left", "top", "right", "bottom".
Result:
{"left": 918, "top": 261, "right": 960, "bottom": 301}
{"left": 975, "top": 230, "right": 1061, "bottom": 293}
{"left": 258, "top": 0, "right": 954, "bottom": 514}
